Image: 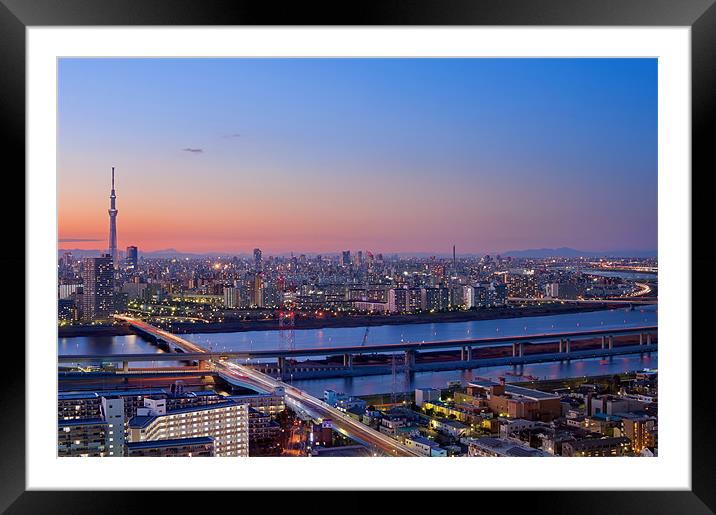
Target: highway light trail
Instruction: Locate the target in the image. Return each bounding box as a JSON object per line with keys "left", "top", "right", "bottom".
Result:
{"left": 114, "top": 314, "right": 421, "bottom": 457}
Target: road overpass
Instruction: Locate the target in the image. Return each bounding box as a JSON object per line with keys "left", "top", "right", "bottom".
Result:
{"left": 63, "top": 323, "right": 656, "bottom": 362}
{"left": 113, "top": 314, "right": 207, "bottom": 353}
{"left": 108, "top": 315, "right": 421, "bottom": 456}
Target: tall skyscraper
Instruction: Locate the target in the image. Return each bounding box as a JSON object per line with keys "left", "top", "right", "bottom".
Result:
{"left": 342, "top": 250, "right": 351, "bottom": 266}
{"left": 81, "top": 254, "right": 114, "bottom": 321}
{"left": 126, "top": 246, "right": 138, "bottom": 269}
{"left": 223, "top": 286, "right": 240, "bottom": 309}
{"left": 253, "top": 248, "right": 262, "bottom": 271}
{"left": 108, "top": 167, "right": 118, "bottom": 266}
{"left": 253, "top": 274, "right": 264, "bottom": 308}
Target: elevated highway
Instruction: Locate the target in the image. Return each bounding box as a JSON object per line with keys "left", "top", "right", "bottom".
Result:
{"left": 113, "top": 314, "right": 207, "bottom": 353}
{"left": 108, "top": 315, "right": 421, "bottom": 456}
{"left": 62, "top": 323, "right": 656, "bottom": 363}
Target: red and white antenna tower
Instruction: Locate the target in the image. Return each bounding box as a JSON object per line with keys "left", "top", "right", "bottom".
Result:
{"left": 278, "top": 306, "right": 295, "bottom": 352}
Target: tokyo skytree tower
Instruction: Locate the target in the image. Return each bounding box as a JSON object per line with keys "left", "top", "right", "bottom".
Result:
{"left": 108, "top": 166, "right": 118, "bottom": 266}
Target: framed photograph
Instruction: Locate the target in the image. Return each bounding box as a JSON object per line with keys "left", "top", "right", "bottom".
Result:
{"left": 4, "top": 0, "right": 714, "bottom": 510}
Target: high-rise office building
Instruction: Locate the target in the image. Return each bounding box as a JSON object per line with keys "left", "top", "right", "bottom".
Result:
{"left": 125, "top": 246, "right": 138, "bottom": 269}
{"left": 58, "top": 283, "right": 81, "bottom": 299}
{"left": 407, "top": 287, "right": 423, "bottom": 312}
{"left": 388, "top": 287, "right": 408, "bottom": 313}
{"left": 224, "top": 286, "right": 240, "bottom": 309}
{"left": 81, "top": 254, "right": 114, "bottom": 321}
{"left": 253, "top": 248, "right": 263, "bottom": 271}
{"left": 261, "top": 282, "right": 282, "bottom": 308}
{"left": 58, "top": 299, "right": 76, "bottom": 322}
{"left": 62, "top": 251, "right": 74, "bottom": 268}
{"left": 342, "top": 250, "right": 351, "bottom": 266}
{"left": 421, "top": 287, "right": 450, "bottom": 311}
{"left": 253, "top": 274, "right": 264, "bottom": 308}
{"left": 505, "top": 269, "right": 540, "bottom": 298}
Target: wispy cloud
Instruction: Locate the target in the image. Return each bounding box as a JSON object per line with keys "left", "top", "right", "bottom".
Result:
{"left": 223, "top": 133, "right": 241, "bottom": 138}
{"left": 58, "top": 238, "right": 103, "bottom": 242}
{"left": 181, "top": 148, "right": 203, "bottom": 153}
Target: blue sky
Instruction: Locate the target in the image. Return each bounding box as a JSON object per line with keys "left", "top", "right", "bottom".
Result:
{"left": 58, "top": 58, "right": 657, "bottom": 254}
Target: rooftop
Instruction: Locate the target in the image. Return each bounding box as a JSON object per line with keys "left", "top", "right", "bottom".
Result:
{"left": 58, "top": 388, "right": 220, "bottom": 401}
{"left": 504, "top": 384, "right": 559, "bottom": 401}
{"left": 128, "top": 415, "right": 156, "bottom": 429}
{"left": 409, "top": 435, "right": 442, "bottom": 448}
{"left": 159, "top": 400, "right": 245, "bottom": 416}
{"left": 468, "top": 380, "right": 499, "bottom": 389}
{"left": 470, "top": 437, "right": 554, "bottom": 457}
{"left": 467, "top": 381, "right": 559, "bottom": 401}
{"left": 127, "top": 436, "right": 214, "bottom": 450}
{"left": 589, "top": 413, "right": 623, "bottom": 422}
{"left": 434, "top": 418, "right": 468, "bottom": 428}
{"left": 59, "top": 388, "right": 167, "bottom": 400}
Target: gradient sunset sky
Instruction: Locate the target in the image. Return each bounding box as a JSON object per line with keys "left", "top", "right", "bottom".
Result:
{"left": 58, "top": 58, "right": 657, "bottom": 255}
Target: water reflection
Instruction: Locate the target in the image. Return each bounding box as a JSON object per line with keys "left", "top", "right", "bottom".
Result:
{"left": 291, "top": 352, "right": 657, "bottom": 397}
{"left": 181, "top": 304, "right": 657, "bottom": 353}
{"left": 59, "top": 305, "right": 657, "bottom": 356}
{"left": 58, "top": 306, "right": 657, "bottom": 382}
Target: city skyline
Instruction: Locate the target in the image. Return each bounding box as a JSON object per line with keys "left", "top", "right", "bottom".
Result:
{"left": 56, "top": 245, "right": 658, "bottom": 259}
{"left": 58, "top": 58, "right": 657, "bottom": 254}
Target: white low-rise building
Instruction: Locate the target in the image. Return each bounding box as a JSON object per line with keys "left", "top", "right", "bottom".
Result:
{"left": 405, "top": 435, "right": 447, "bottom": 457}
{"left": 468, "top": 437, "right": 554, "bottom": 457}
{"left": 429, "top": 418, "right": 468, "bottom": 438}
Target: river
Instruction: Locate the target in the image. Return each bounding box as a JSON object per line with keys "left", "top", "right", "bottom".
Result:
{"left": 181, "top": 304, "right": 657, "bottom": 353}
{"left": 290, "top": 352, "right": 657, "bottom": 398}
{"left": 58, "top": 305, "right": 657, "bottom": 393}
{"left": 554, "top": 267, "right": 658, "bottom": 281}
{"left": 584, "top": 269, "right": 657, "bottom": 281}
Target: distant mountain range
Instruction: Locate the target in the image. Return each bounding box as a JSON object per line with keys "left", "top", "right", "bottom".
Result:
{"left": 58, "top": 246, "right": 657, "bottom": 259}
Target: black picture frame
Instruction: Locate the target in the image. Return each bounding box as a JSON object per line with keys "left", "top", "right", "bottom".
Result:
{"left": 2, "top": 0, "right": 714, "bottom": 511}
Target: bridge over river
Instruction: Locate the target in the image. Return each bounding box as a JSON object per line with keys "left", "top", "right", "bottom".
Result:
{"left": 91, "top": 315, "right": 424, "bottom": 457}
{"left": 60, "top": 316, "right": 656, "bottom": 381}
